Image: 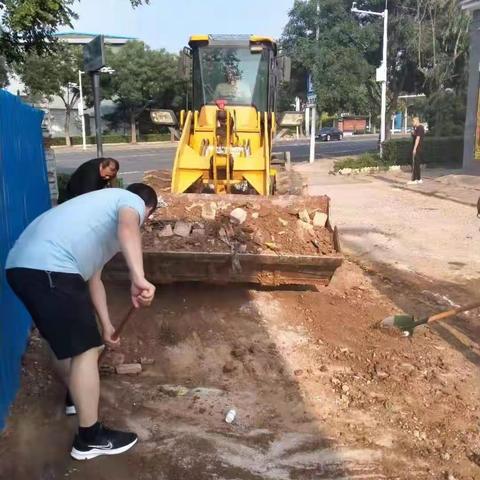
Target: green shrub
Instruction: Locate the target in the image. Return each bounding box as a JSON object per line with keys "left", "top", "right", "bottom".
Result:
{"left": 383, "top": 136, "right": 463, "bottom": 167}
{"left": 333, "top": 152, "right": 385, "bottom": 172}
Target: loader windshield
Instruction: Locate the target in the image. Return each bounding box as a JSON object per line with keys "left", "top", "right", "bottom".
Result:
{"left": 193, "top": 46, "right": 270, "bottom": 111}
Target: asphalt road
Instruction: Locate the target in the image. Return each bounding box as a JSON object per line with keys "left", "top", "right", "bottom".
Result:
{"left": 54, "top": 135, "right": 378, "bottom": 184}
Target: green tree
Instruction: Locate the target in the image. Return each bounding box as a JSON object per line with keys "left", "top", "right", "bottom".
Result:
{"left": 0, "top": 0, "right": 149, "bottom": 66}
{"left": 0, "top": 57, "right": 8, "bottom": 87}
{"left": 281, "top": 0, "right": 470, "bottom": 137}
{"left": 282, "top": 0, "right": 379, "bottom": 117}
{"left": 16, "top": 44, "right": 83, "bottom": 145}
{"left": 106, "top": 41, "right": 181, "bottom": 143}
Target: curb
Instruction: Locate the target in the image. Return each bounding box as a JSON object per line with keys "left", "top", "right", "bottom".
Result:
{"left": 52, "top": 141, "right": 178, "bottom": 150}
{"left": 332, "top": 164, "right": 427, "bottom": 176}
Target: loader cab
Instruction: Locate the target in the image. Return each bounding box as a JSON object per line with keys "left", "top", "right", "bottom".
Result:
{"left": 189, "top": 35, "right": 277, "bottom": 113}
{"left": 151, "top": 34, "right": 292, "bottom": 196}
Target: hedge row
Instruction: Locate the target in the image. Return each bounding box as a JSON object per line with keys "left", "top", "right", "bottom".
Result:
{"left": 50, "top": 133, "right": 171, "bottom": 146}
{"left": 383, "top": 136, "right": 463, "bottom": 167}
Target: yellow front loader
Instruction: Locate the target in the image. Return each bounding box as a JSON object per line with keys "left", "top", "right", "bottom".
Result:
{"left": 151, "top": 34, "right": 297, "bottom": 196}
{"left": 120, "top": 34, "right": 344, "bottom": 288}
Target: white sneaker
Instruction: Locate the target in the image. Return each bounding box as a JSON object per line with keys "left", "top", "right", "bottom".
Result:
{"left": 66, "top": 404, "right": 77, "bottom": 416}
{"left": 416, "top": 179, "right": 423, "bottom": 184}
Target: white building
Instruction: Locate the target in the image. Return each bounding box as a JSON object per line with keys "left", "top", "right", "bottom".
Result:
{"left": 6, "top": 32, "right": 136, "bottom": 140}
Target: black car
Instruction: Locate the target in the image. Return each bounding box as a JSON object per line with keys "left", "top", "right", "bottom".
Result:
{"left": 316, "top": 127, "right": 343, "bottom": 141}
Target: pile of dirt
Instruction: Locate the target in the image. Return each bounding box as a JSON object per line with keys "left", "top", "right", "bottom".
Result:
{"left": 143, "top": 171, "right": 335, "bottom": 256}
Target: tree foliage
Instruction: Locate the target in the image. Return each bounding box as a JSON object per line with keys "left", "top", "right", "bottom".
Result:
{"left": 15, "top": 43, "right": 83, "bottom": 145}
{"left": 0, "top": 0, "right": 149, "bottom": 65}
{"left": 106, "top": 41, "right": 182, "bottom": 143}
{"left": 281, "top": 0, "right": 470, "bottom": 135}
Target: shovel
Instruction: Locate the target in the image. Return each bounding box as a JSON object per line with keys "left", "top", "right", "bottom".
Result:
{"left": 99, "top": 306, "right": 136, "bottom": 363}
{"left": 380, "top": 300, "right": 480, "bottom": 336}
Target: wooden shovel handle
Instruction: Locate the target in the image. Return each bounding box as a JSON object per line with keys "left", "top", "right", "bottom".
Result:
{"left": 98, "top": 306, "right": 136, "bottom": 363}
{"left": 427, "top": 301, "right": 480, "bottom": 324}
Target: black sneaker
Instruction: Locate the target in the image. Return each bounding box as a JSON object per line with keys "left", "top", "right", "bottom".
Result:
{"left": 70, "top": 424, "right": 138, "bottom": 460}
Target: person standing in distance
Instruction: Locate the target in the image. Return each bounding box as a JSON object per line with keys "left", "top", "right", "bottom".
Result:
{"left": 5, "top": 183, "right": 157, "bottom": 460}
{"left": 408, "top": 117, "right": 425, "bottom": 185}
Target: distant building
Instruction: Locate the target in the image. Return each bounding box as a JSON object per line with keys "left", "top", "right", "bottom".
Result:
{"left": 459, "top": 1, "right": 480, "bottom": 170}
{"left": 5, "top": 32, "right": 136, "bottom": 140}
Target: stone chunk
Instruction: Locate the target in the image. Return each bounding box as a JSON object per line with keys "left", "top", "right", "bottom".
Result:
{"left": 313, "top": 212, "right": 328, "bottom": 227}
{"left": 140, "top": 357, "right": 155, "bottom": 365}
{"left": 158, "top": 224, "right": 174, "bottom": 237}
{"left": 201, "top": 202, "right": 217, "bottom": 221}
{"left": 298, "top": 209, "right": 311, "bottom": 224}
{"left": 174, "top": 222, "right": 192, "bottom": 237}
{"left": 116, "top": 363, "right": 142, "bottom": 375}
{"left": 278, "top": 218, "right": 288, "bottom": 227}
{"left": 159, "top": 384, "right": 189, "bottom": 397}
{"left": 230, "top": 208, "right": 247, "bottom": 225}
{"left": 296, "top": 219, "right": 315, "bottom": 237}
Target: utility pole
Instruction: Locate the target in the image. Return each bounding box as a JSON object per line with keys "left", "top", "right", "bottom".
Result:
{"left": 78, "top": 70, "right": 87, "bottom": 150}
{"left": 91, "top": 71, "right": 103, "bottom": 157}
{"left": 309, "top": 0, "right": 320, "bottom": 164}
{"left": 380, "top": 1, "right": 388, "bottom": 155}
{"left": 351, "top": 0, "right": 388, "bottom": 156}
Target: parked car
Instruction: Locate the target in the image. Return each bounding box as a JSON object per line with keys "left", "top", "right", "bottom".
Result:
{"left": 316, "top": 127, "right": 343, "bottom": 141}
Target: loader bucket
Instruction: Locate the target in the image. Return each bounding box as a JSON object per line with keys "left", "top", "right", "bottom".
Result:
{"left": 105, "top": 193, "right": 343, "bottom": 288}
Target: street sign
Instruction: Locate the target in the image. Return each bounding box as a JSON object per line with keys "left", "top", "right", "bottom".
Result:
{"left": 376, "top": 64, "right": 386, "bottom": 83}
{"left": 307, "top": 93, "right": 317, "bottom": 107}
{"left": 307, "top": 74, "right": 314, "bottom": 95}
{"left": 278, "top": 111, "right": 304, "bottom": 127}
{"left": 83, "top": 35, "right": 106, "bottom": 73}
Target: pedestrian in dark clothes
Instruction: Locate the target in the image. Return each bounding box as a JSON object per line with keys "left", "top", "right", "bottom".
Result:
{"left": 59, "top": 157, "right": 120, "bottom": 203}
{"left": 408, "top": 117, "right": 425, "bottom": 185}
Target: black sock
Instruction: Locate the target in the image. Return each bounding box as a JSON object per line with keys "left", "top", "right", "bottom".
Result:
{"left": 79, "top": 422, "right": 101, "bottom": 443}
{"left": 65, "top": 390, "right": 74, "bottom": 407}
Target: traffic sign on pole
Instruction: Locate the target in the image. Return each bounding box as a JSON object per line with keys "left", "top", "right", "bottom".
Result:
{"left": 83, "top": 35, "right": 106, "bottom": 73}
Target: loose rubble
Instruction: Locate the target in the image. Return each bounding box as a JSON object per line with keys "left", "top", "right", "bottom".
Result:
{"left": 142, "top": 172, "right": 336, "bottom": 256}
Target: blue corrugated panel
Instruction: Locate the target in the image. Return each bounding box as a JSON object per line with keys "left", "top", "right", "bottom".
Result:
{"left": 0, "top": 90, "right": 50, "bottom": 430}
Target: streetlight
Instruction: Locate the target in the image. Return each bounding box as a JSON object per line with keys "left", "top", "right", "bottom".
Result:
{"left": 351, "top": 0, "right": 388, "bottom": 157}
{"left": 76, "top": 71, "right": 88, "bottom": 150}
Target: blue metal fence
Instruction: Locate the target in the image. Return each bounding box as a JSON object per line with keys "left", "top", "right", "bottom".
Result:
{"left": 0, "top": 90, "right": 51, "bottom": 430}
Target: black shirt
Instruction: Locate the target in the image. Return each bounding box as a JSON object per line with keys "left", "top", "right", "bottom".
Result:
{"left": 60, "top": 158, "right": 110, "bottom": 203}
{"left": 412, "top": 125, "right": 425, "bottom": 151}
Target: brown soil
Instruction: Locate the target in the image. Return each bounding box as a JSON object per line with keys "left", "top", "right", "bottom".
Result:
{"left": 1, "top": 261, "right": 479, "bottom": 479}
{"left": 143, "top": 170, "right": 334, "bottom": 256}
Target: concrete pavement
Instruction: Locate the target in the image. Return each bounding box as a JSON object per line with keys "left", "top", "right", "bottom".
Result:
{"left": 295, "top": 160, "right": 480, "bottom": 286}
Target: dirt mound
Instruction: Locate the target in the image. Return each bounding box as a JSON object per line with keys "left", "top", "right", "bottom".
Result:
{"left": 143, "top": 170, "right": 335, "bottom": 256}
{"left": 2, "top": 262, "right": 480, "bottom": 479}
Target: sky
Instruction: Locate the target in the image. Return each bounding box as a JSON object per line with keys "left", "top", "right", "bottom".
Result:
{"left": 60, "top": 0, "right": 295, "bottom": 52}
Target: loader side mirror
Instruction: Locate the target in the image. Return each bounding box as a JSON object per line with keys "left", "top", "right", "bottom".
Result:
{"left": 178, "top": 47, "right": 192, "bottom": 80}
{"left": 150, "top": 109, "right": 178, "bottom": 126}
{"left": 278, "top": 111, "right": 303, "bottom": 128}
{"left": 277, "top": 55, "right": 291, "bottom": 83}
